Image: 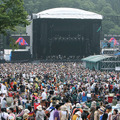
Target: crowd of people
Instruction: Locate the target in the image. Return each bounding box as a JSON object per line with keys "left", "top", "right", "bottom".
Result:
{"left": 0, "top": 62, "right": 120, "bottom": 120}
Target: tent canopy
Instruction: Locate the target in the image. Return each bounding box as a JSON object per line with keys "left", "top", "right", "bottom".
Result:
{"left": 82, "top": 55, "right": 112, "bottom": 63}
{"left": 36, "top": 7, "right": 103, "bottom": 19}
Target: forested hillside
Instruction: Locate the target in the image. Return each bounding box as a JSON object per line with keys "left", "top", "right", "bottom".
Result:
{"left": 23, "top": 0, "right": 120, "bottom": 35}
{"left": 7, "top": 0, "right": 118, "bottom": 35}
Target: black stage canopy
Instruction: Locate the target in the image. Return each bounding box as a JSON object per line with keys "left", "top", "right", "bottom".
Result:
{"left": 32, "top": 8, "right": 103, "bottom": 59}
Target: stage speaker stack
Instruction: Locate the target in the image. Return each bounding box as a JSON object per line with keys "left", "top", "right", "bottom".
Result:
{"left": 11, "top": 51, "right": 31, "bottom": 62}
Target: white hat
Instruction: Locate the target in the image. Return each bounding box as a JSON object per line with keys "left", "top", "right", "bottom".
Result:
{"left": 83, "top": 107, "right": 89, "bottom": 112}
{"left": 91, "top": 101, "right": 96, "bottom": 107}
{"left": 98, "top": 106, "right": 105, "bottom": 113}
{"left": 18, "top": 105, "right": 23, "bottom": 110}
{"left": 91, "top": 101, "right": 96, "bottom": 105}
{"left": 24, "top": 109, "right": 30, "bottom": 114}
{"left": 23, "top": 113, "right": 28, "bottom": 119}
{"left": 61, "top": 105, "right": 67, "bottom": 111}
{"left": 76, "top": 103, "right": 81, "bottom": 108}
{"left": 75, "top": 111, "right": 81, "bottom": 117}
{"left": 37, "top": 105, "right": 42, "bottom": 110}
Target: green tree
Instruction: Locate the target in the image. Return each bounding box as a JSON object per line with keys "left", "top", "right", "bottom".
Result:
{"left": 13, "top": 0, "right": 120, "bottom": 35}
{"left": 109, "top": 25, "right": 120, "bottom": 34}
{"left": 0, "top": 0, "right": 30, "bottom": 34}
{"left": 9, "top": 37, "right": 19, "bottom": 51}
{"left": 102, "top": 20, "right": 115, "bottom": 34}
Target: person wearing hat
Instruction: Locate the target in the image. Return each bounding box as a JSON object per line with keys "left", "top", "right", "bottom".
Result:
{"left": 72, "top": 111, "right": 82, "bottom": 120}
{"left": 24, "top": 109, "right": 30, "bottom": 114}
{"left": 71, "top": 103, "right": 83, "bottom": 119}
{"left": 60, "top": 105, "right": 68, "bottom": 120}
{"left": 16, "top": 105, "right": 24, "bottom": 118}
{"left": 36, "top": 105, "right": 46, "bottom": 120}
{"left": 98, "top": 106, "right": 108, "bottom": 120}
{"left": 81, "top": 107, "right": 89, "bottom": 120}
{"left": 23, "top": 113, "right": 28, "bottom": 120}
{"left": 91, "top": 101, "right": 96, "bottom": 109}
{"left": 74, "top": 103, "right": 83, "bottom": 113}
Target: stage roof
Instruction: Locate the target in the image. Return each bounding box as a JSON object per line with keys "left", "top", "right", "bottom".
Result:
{"left": 82, "top": 55, "right": 112, "bottom": 63}
{"left": 35, "top": 8, "right": 103, "bottom": 20}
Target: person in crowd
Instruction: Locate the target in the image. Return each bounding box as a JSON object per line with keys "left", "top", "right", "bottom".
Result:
{"left": 106, "top": 105, "right": 112, "bottom": 120}
{"left": 81, "top": 107, "right": 89, "bottom": 120}
{"left": 0, "top": 62, "right": 119, "bottom": 120}
{"left": 72, "top": 111, "right": 82, "bottom": 120}
{"left": 60, "top": 105, "right": 68, "bottom": 120}
{"left": 1, "top": 98, "right": 7, "bottom": 111}
{"left": 16, "top": 105, "right": 24, "bottom": 119}
{"left": 98, "top": 106, "right": 106, "bottom": 120}
{"left": 88, "top": 107, "right": 95, "bottom": 120}
{"left": 112, "top": 109, "right": 119, "bottom": 120}
{"left": 23, "top": 113, "right": 29, "bottom": 120}
{"left": 8, "top": 108, "right": 16, "bottom": 120}
{"left": 64, "top": 99, "right": 72, "bottom": 120}
{"left": 54, "top": 104, "right": 61, "bottom": 120}
{"left": 36, "top": 105, "right": 46, "bottom": 120}
{"left": 94, "top": 106, "right": 100, "bottom": 120}
{"left": 1, "top": 108, "right": 9, "bottom": 120}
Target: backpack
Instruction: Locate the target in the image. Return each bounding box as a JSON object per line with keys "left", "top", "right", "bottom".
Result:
{"left": 73, "top": 108, "right": 80, "bottom": 114}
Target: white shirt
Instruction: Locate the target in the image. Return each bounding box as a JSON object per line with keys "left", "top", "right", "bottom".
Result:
{"left": 107, "top": 112, "right": 112, "bottom": 120}
{"left": 0, "top": 96, "right": 4, "bottom": 104}
{"left": 41, "top": 92, "right": 47, "bottom": 100}
{"left": 1, "top": 112, "right": 9, "bottom": 119}
{"left": 1, "top": 84, "right": 7, "bottom": 94}
{"left": 49, "top": 109, "right": 55, "bottom": 120}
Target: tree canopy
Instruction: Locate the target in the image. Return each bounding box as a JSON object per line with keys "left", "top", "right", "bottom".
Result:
{"left": 1, "top": 0, "right": 120, "bottom": 35}
{"left": 0, "top": 0, "right": 29, "bottom": 34}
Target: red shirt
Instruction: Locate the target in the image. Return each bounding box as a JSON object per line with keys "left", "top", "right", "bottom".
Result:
{"left": 10, "top": 82, "right": 14, "bottom": 88}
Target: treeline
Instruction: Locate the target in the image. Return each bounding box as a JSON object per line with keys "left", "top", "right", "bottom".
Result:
{"left": 23, "top": 0, "right": 120, "bottom": 35}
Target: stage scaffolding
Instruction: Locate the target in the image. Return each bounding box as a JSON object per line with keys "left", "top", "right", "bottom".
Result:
{"left": 100, "top": 50, "right": 120, "bottom": 71}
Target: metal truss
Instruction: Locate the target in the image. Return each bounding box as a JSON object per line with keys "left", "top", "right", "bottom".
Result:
{"left": 101, "top": 56, "right": 120, "bottom": 71}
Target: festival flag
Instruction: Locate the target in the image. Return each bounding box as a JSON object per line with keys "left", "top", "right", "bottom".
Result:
{"left": 97, "top": 26, "right": 101, "bottom": 32}
{"left": 15, "top": 37, "right": 28, "bottom": 46}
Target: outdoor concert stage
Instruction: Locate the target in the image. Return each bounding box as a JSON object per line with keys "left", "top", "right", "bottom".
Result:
{"left": 27, "top": 8, "right": 103, "bottom": 59}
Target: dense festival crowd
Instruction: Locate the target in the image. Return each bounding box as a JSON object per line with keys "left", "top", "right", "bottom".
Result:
{"left": 0, "top": 62, "right": 120, "bottom": 120}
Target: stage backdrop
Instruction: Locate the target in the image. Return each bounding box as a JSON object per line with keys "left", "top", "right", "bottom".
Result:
{"left": 31, "top": 8, "right": 103, "bottom": 59}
